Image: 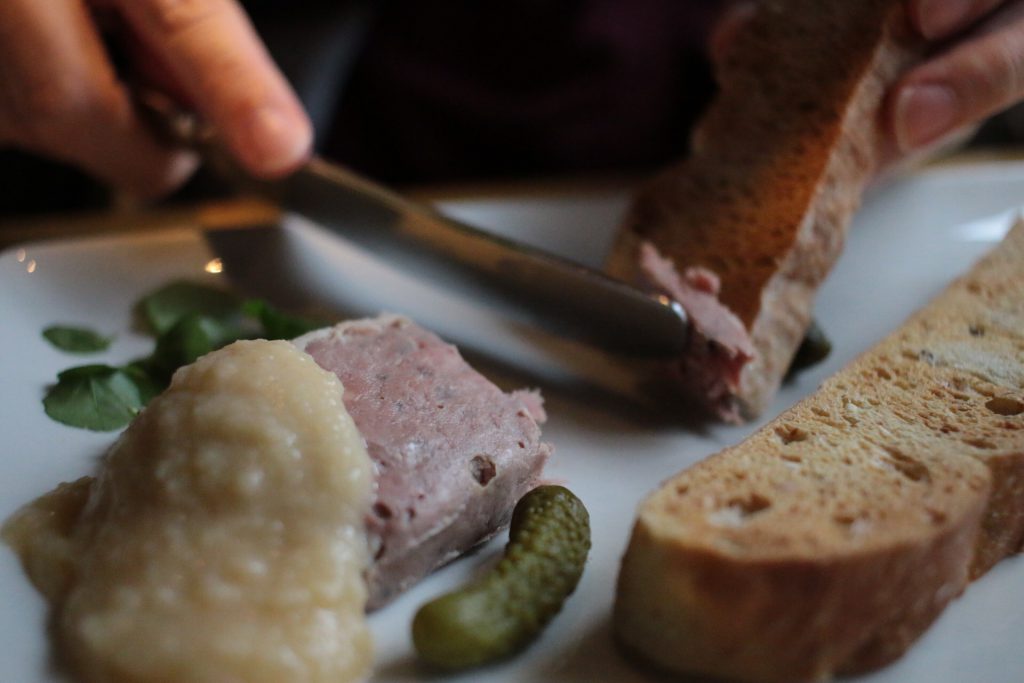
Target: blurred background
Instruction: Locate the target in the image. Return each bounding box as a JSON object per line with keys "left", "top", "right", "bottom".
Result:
{"left": 0, "top": 0, "right": 734, "bottom": 216}
{"left": 3, "top": 0, "right": 1024, "bottom": 219}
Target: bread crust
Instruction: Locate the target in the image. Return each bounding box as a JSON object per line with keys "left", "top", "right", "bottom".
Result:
{"left": 614, "top": 221, "right": 1024, "bottom": 681}
{"left": 607, "top": 0, "right": 925, "bottom": 420}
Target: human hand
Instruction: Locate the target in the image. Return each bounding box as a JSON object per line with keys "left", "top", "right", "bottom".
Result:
{"left": 713, "top": 1, "right": 1024, "bottom": 159}
{"left": 895, "top": 0, "right": 1024, "bottom": 153}
{"left": 0, "top": 0, "right": 312, "bottom": 198}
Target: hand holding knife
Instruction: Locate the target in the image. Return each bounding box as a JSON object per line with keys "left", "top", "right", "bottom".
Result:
{"left": 137, "top": 91, "right": 692, "bottom": 359}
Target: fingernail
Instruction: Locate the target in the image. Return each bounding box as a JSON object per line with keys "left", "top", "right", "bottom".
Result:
{"left": 916, "top": 0, "right": 973, "bottom": 40}
{"left": 895, "top": 84, "right": 960, "bottom": 151}
{"left": 242, "top": 105, "right": 312, "bottom": 176}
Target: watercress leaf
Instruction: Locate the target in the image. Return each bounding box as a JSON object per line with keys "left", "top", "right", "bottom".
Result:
{"left": 150, "top": 313, "right": 251, "bottom": 378}
{"left": 137, "top": 281, "right": 240, "bottom": 336}
{"left": 43, "top": 365, "right": 149, "bottom": 431}
{"left": 243, "top": 299, "right": 325, "bottom": 339}
{"left": 122, "top": 362, "right": 166, "bottom": 404}
{"left": 57, "top": 364, "right": 118, "bottom": 381}
{"left": 43, "top": 325, "right": 113, "bottom": 354}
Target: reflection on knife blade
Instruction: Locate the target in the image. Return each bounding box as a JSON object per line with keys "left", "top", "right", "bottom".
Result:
{"left": 136, "top": 92, "right": 689, "bottom": 357}
{"left": 258, "top": 158, "right": 690, "bottom": 357}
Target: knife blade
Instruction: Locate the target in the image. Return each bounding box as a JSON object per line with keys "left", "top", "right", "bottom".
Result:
{"left": 262, "top": 157, "right": 691, "bottom": 357}
{"left": 134, "top": 88, "right": 691, "bottom": 357}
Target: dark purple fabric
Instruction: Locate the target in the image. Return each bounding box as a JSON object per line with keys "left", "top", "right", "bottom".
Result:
{"left": 324, "top": 1, "right": 724, "bottom": 184}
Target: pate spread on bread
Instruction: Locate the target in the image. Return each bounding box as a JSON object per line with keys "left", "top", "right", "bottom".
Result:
{"left": 607, "top": 0, "right": 925, "bottom": 421}
{"left": 614, "top": 220, "right": 1024, "bottom": 682}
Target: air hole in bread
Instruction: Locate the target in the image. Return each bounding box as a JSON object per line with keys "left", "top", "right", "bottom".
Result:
{"left": 780, "top": 453, "right": 802, "bottom": 464}
{"left": 470, "top": 454, "right": 497, "bottom": 486}
{"left": 986, "top": 397, "right": 1024, "bottom": 416}
{"left": 728, "top": 494, "right": 771, "bottom": 516}
{"left": 968, "top": 324, "right": 985, "bottom": 337}
{"left": 775, "top": 425, "right": 809, "bottom": 444}
{"left": 881, "top": 448, "right": 930, "bottom": 483}
{"left": 707, "top": 494, "right": 772, "bottom": 527}
{"left": 675, "top": 484, "right": 689, "bottom": 496}
{"left": 833, "top": 513, "right": 870, "bottom": 535}
{"left": 962, "top": 438, "right": 995, "bottom": 454}
{"left": 875, "top": 367, "right": 892, "bottom": 380}
{"left": 926, "top": 508, "right": 947, "bottom": 525}
{"left": 974, "top": 384, "right": 997, "bottom": 398}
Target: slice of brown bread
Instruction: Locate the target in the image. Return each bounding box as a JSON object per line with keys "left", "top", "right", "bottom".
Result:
{"left": 606, "top": 0, "right": 925, "bottom": 421}
{"left": 614, "top": 220, "right": 1024, "bottom": 682}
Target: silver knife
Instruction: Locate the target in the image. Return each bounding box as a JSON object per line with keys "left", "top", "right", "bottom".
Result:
{"left": 137, "top": 93, "right": 690, "bottom": 357}
{"left": 250, "top": 157, "right": 691, "bottom": 357}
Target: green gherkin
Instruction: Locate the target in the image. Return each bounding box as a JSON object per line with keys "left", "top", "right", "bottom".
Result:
{"left": 412, "top": 485, "right": 591, "bottom": 670}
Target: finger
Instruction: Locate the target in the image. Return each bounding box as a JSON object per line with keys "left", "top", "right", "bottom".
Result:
{"left": 115, "top": 0, "right": 312, "bottom": 178}
{"left": 909, "top": 0, "right": 1005, "bottom": 41}
{"left": 0, "top": 0, "right": 197, "bottom": 196}
{"left": 892, "top": 1, "right": 1024, "bottom": 152}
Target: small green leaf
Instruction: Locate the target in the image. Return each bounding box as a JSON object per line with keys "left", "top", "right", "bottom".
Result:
{"left": 122, "top": 362, "right": 166, "bottom": 404}
{"left": 137, "top": 281, "right": 240, "bottom": 336}
{"left": 149, "top": 313, "right": 251, "bottom": 379}
{"left": 43, "top": 326, "right": 112, "bottom": 353}
{"left": 243, "top": 299, "right": 325, "bottom": 339}
{"left": 41, "top": 281, "right": 331, "bottom": 432}
{"left": 43, "top": 365, "right": 151, "bottom": 431}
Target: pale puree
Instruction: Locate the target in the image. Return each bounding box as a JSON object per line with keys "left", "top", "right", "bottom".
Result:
{"left": 3, "top": 340, "right": 375, "bottom": 683}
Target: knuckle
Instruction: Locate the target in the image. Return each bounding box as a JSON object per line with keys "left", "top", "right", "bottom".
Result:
{"left": 140, "top": 0, "right": 222, "bottom": 37}
{"left": 994, "top": 33, "right": 1024, "bottom": 96}
{"left": 14, "top": 76, "right": 127, "bottom": 148}
{"left": 968, "top": 33, "right": 1024, "bottom": 104}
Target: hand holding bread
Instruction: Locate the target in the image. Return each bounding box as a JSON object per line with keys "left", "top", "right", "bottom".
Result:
{"left": 717, "top": 1, "right": 1024, "bottom": 163}
{"left": 896, "top": 0, "right": 1024, "bottom": 152}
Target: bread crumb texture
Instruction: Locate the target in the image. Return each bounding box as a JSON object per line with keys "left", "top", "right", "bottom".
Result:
{"left": 606, "top": 0, "right": 925, "bottom": 418}
{"left": 615, "top": 219, "right": 1024, "bottom": 683}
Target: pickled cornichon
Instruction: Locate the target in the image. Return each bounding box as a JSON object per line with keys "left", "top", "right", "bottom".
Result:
{"left": 411, "top": 485, "right": 591, "bottom": 670}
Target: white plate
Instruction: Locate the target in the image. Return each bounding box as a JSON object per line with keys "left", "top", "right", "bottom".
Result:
{"left": 2, "top": 161, "right": 1024, "bottom": 683}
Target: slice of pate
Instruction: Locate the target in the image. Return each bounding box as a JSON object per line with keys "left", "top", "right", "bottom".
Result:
{"left": 3, "top": 340, "right": 375, "bottom": 683}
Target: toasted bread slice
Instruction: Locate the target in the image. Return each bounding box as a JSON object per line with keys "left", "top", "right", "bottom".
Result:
{"left": 607, "top": 0, "right": 924, "bottom": 420}
{"left": 614, "top": 221, "right": 1024, "bottom": 682}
